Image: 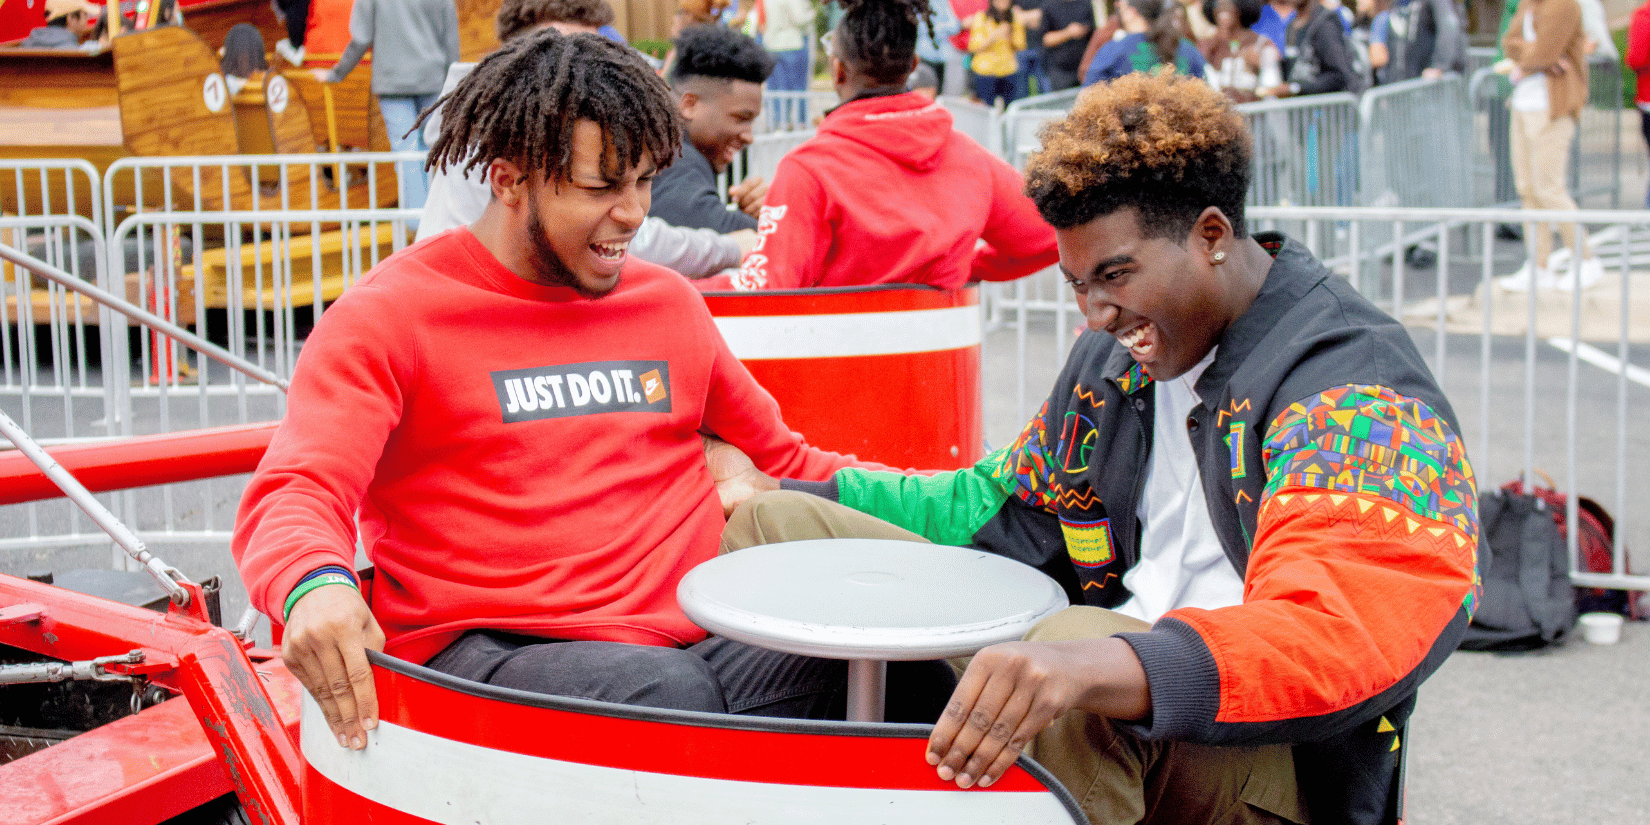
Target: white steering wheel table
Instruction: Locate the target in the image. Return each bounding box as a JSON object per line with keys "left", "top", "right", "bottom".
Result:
{"left": 677, "top": 538, "right": 1070, "bottom": 722}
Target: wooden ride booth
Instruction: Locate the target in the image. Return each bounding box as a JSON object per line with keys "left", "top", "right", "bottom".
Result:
{"left": 1, "top": 23, "right": 409, "bottom": 336}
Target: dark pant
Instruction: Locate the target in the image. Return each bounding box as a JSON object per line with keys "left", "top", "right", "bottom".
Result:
{"left": 1047, "top": 64, "right": 1082, "bottom": 92}
{"left": 1014, "top": 48, "right": 1049, "bottom": 99}
{"left": 975, "top": 74, "right": 1017, "bottom": 107}
{"left": 1641, "top": 109, "right": 1650, "bottom": 208}
{"left": 276, "top": 0, "right": 310, "bottom": 46}
{"left": 425, "top": 629, "right": 955, "bottom": 722}
{"left": 921, "top": 58, "right": 947, "bottom": 96}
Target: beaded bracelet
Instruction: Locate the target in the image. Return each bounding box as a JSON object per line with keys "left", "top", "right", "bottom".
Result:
{"left": 282, "top": 572, "right": 359, "bottom": 623}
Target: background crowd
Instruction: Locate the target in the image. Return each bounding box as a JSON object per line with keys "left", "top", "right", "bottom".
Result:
{"left": 14, "top": 0, "right": 1645, "bottom": 289}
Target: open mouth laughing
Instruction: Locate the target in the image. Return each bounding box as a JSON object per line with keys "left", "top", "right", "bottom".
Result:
{"left": 1116, "top": 322, "right": 1156, "bottom": 359}
{"left": 591, "top": 241, "right": 628, "bottom": 263}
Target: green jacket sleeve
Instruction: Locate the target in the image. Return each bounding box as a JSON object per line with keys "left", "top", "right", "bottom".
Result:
{"left": 834, "top": 448, "right": 1019, "bottom": 545}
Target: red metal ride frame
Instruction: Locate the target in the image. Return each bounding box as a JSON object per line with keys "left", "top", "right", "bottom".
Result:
{"left": 0, "top": 423, "right": 303, "bottom": 825}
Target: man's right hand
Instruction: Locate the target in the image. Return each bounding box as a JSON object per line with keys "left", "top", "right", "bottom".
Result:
{"left": 281, "top": 583, "right": 386, "bottom": 750}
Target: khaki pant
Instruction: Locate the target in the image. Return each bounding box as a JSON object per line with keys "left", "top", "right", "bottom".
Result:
{"left": 722, "top": 491, "right": 1307, "bottom": 825}
{"left": 1509, "top": 108, "right": 1589, "bottom": 266}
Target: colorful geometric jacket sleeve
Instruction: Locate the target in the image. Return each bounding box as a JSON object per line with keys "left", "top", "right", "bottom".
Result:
{"left": 1123, "top": 383, "right": 1479, "bottom": 745}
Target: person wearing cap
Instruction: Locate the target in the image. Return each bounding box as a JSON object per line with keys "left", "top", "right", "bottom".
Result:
{"left": 20, "top": 0, "right": 102, "bottom": 48}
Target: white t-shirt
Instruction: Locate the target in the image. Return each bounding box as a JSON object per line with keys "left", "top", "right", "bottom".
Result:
{"left": 1115, "top": 349, "right": 1246, "bottom": 623}
{"left": 1509, "top": 10, "right": 1551, "bottom": 113}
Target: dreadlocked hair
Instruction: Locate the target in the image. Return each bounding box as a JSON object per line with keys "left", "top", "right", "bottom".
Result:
{"left": 832, "top": 0, "right": 936, "bottom": 86}
{"left": 422, "top": 28, "right": 681, "bottom": 184}
{"left": 496, "top": 0, "right": 615, "bottom": 42}
{"left": 1024, "top": 73, "right": 1251, "bottom": 239}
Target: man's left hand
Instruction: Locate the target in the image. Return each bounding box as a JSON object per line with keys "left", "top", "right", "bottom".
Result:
{"left": 703, "top": 436, "right": 779, "bottom": 516}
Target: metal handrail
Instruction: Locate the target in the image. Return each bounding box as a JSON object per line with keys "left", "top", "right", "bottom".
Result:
{"left": 0, "top": 407, "right": 190, "bottom": 606}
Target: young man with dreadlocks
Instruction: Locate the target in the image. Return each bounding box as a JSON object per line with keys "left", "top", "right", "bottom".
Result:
{"left": 708, "top": 73, "right": 1478, "bottom": 824}
{"left": 710, "top": 0, "right": 1058, "bottom": 291}
{"left": 416, "top": 0, "right": 758, "bottom": 280}
{"left": 650, "top": 24, "right": 774, "bottom": 233}
{"left": 233, "top": 30, "right": 950, "bottom": 755}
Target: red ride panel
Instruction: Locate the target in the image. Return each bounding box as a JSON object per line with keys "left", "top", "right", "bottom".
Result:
{"left": 368, "top": 664, "right": 1042, "bottom": 791}
{"left": 703, "top": 287, "right": 983, "bottom": 470}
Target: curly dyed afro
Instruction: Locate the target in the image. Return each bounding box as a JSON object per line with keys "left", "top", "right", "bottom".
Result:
{"left": 1024, "top": 73, "right": 1252, "bottom": 240}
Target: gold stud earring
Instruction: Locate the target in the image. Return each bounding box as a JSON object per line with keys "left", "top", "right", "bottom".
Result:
{"left": 1211, "top": 251, "right": 1227, "bottom": 264}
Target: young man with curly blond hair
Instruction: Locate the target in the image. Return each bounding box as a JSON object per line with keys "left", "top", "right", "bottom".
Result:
{"left": 710, "top": 72, "right": 1480, "bottom": 824}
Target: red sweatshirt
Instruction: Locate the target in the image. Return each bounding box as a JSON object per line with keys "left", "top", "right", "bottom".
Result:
{"left": 707, "top": 92, "right": 1059, "bottom": 291}
{"left": 233, "top": 229, "right": 866, "bottom": 664}
{"left": 1629, "top": 1, "right": 1650, "bottom": 108}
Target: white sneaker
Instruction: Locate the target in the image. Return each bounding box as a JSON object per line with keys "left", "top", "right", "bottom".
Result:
{"left": 1546, "top": 247, "right": 1572, "bottom": 273}
{"left": 275, "top": 39, "right": 304, "bottom": 66}
{"left": 1497, "top": 259, "right": 1557, "bottom": 292}
{"left": 1552, "top": 256, "right": 1604, "bottom": 292}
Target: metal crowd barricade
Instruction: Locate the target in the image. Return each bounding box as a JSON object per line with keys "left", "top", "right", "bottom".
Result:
{"left": 99, "top": 152, "right": 416, "bottom": 435}
{"left": 0, "top": 206, "right": 109, "bottom": 436}
{"left": 1577, "top": 54, "right": 1624, "bottom": 207}
{"left": 0, "top": 152, "right": 416, "bottom": 559}
{"left": 1235, "top": 92, "right": 1361, "bottom": 210}
{"left": 1467, "top": 66, "right": 1518, "bottom": 209}
{"left": 1, "top": 158, "right": 103, "bottom": 236}
{"left": 759, "top": 90, "right": 839, "bottom": 133}
{"left": 942, "top": 96, "right": 999, "bottom": 152}
{"left": 1462, "top": 46, "right": 1500, "bottom": 80}
{"left": 997, "top": 88, "right": 1082, "bottom": 170}
{"left": 0, "top": 161, "right": 109, "bottom": 438}
{"left": 732, "top": 129, "right": 819, "bottom": 188}
{"left": 0, "top": 213, "right": 123, "bottom": 560}
{"left": 0, "top": 221, "right": 297, "bottom": 563}
{"left": 1358, "top": 75, "right": 1474, "bottom": 209}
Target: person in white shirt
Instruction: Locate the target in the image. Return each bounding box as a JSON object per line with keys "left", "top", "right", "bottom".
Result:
{"left": 416, "top": 0, "right": 756, "bottom": 279}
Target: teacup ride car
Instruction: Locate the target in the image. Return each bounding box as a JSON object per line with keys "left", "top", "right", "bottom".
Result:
{"left": 0, "top": 415, "right": 1082, "bottom": 825}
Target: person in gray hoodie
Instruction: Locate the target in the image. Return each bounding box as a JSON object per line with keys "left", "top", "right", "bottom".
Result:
{"left": 314, "top": 0, "right": 460, "bottom": 215}
{"left": 1378, "top": 0, "right": 1465, "bottom": 83}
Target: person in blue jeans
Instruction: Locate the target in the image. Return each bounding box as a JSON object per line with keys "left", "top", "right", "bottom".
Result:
{"left": 314, "top": 0, "right": 460, "bottom": 219}
{"left": 1014, "top": 0, "right": 1052, "bottom": 98}
{"left": 763, "top": 0, "right": 817, "bottom": 127}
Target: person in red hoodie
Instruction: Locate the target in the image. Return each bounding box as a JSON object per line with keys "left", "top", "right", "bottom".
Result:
{"left": 234, "top": 30, "right": 953, "bottom": 755}
{"left": 1628, "top": 0, "right": 1650, "bottom": 208}
{"left": 708, "top": 0, "right": 1059, "bottom": 291}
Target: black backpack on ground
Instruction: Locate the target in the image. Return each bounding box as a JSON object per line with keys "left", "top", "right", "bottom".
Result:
{"left": 1459, "top": 487, "right": 1575, "bottom": 651}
